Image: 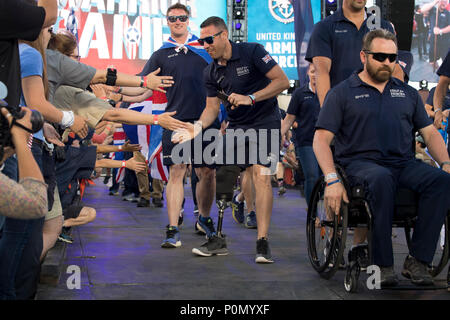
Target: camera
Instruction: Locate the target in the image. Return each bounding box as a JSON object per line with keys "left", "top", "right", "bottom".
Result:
{"left": 0, "top": 81, "right": 44, "bottom": 160}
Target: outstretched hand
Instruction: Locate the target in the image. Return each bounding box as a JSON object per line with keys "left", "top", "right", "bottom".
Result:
{"left": 146, "top": 68, "right": 174, "bottom": 93}
{"left": 157, "top": 111, "right": 190, "bottom": 131}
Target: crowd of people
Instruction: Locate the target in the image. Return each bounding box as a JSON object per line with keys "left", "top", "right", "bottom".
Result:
{"left": 0, "top": 0, "right": 449, "bottom": 299}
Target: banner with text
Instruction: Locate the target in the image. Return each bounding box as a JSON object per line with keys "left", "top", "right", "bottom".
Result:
{"left": 247, "top": 0, "right": 321, "bottom": 80}
{"left": 55, "top": 0, "right": 227, "bottom": 75}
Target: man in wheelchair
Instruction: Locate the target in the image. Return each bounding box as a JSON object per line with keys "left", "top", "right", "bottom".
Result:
{"left": 313, "top": 29, "right": 450, "bottom": 287}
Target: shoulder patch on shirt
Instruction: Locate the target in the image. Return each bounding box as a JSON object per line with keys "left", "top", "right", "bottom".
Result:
{"left": 398, "top": 60, "right": 407, "bottom": 68}
{"left": 390, "top": 89, "right": 406, "bottom": 98}
{"left": 262, "top": 54, "right": 273, "bottom": 64}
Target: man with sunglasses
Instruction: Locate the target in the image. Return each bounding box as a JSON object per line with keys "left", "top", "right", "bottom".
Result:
{"left": 174, "top": 16, "right": 289, "bottom": 263}
{"left": 138, "top": 3, "right": 220, "bottom": 249}
{"left": 314, "top": 29, "right": 450, "bottom": 287}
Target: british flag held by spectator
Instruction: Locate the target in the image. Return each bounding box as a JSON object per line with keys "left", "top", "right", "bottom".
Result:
{"left": 112, "top": 127, "right": 126, "bottom": 183}
{"left": 122, "top": 92, "right": 169, "bottom": 182}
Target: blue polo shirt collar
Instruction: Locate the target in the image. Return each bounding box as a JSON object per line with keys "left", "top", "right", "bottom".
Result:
{"left": 348, "top": 70, "right": 403, "bottom": 88}
{"left": 332, "top": 8, "right": 369, "bottom": 25}
{"left": 213, "top": 40, "right": 240, "bottom": 66}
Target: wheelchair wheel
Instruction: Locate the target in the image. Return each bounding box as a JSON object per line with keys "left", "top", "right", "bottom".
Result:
{"left": 307, "top": 177, "right": 348, "bottom": 280}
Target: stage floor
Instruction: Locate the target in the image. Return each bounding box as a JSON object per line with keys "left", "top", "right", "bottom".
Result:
{"left": 36, "top": 180, "right": 449, "bottom": 300}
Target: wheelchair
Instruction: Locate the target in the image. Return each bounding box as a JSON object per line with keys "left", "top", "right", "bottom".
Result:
{"left": 306, "top": 165, "right": 450, "bottom": 293}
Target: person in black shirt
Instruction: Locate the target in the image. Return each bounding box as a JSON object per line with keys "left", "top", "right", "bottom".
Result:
{"left": 415, "top": 5, "right": 429, "bottom": 60}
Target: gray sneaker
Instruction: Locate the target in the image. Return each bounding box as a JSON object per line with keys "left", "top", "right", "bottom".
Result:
{"left": 192, "top": 236, "right": 229, "bottom": 257}
{"left": 401, "top": 255, "right": 434, "bottom": 286}
{"left": 255, "top": 238, "right": 274, "bottom": 263}
{"left": 379, "top": 266, "right": 399, "bottom": 288}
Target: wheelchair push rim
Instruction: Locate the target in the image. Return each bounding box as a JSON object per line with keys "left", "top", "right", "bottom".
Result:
{"left": 306, "top": 178, "right": 348, "bottom": 279}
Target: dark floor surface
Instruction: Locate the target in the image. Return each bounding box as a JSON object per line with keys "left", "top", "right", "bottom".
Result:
{"left": 36, "top": 180, "right": 449, "bottom": 300}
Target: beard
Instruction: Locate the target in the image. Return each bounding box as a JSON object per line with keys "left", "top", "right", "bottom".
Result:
{"left": 366, "top": 60, "right": 393, "bottom": 83}
{"left": 349, "top": 0, "right": 367, "bottom": 11}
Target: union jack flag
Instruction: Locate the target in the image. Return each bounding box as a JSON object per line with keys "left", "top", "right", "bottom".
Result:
{"left": 122, "top": 92, "right": 169, "bottom": 182}
{"left": 112, "top": 127, "right": 126, "bottom": 183}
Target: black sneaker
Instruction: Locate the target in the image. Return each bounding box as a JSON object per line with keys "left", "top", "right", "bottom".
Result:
{"left": 402, "top": 255, "right": 434, "bottom": 286}
{"left": 152, "top": 197, "right": 163, "bottom": 208}
{"left": 192, "top": 235, "right": 229, "bottom": 257}
{"left": 255, "top": 238, "right": 274, "bottom": 263}
{"left": 137, "top": 198, "right": 150, "bottom": 207}
{"left": 379, "top": 266, "right": 399, "bottom": 288}
{"left": 58, "top": 227, "right": 73, "bottom": 244}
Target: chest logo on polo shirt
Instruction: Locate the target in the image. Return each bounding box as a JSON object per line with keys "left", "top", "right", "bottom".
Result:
{"left": 390, "top": 89, "right": 406, "bottom": 98}
{"left": 335, "top": 29, "right": 348, "bottom": 33}
{"left": 355, "top": 94, "right": 370, "bottom": 99}
{"left": 168, "top": 53, "right": 179, "bottom": 58}
{"left": 236, "top": 66, "right": 250, "bottom": 77}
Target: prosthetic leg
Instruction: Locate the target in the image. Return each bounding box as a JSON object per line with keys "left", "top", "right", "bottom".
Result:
{"left": 215, "top": 165, "right": 241, "bottom": 237}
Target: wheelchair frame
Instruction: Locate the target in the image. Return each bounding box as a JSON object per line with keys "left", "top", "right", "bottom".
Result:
{"left": 306, "top": 166, "right": 450, "bottom": 293}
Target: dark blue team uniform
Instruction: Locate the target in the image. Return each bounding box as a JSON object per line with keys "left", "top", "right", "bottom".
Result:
{"left": 203, "top": 41, "right": 281, "bottom": 168}
{"left": 316, "top": 71, "right": 450, "bottom": 267}
{"left": 306, "top": 9, "right": 394, "bottom": 88}
{"left": 286, "top": 84, "right": 321, "bottom": 203}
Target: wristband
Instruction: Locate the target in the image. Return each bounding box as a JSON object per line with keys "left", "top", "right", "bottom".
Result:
{"left": 153, "top": 114, "right": 158, "bottom": 125}
{"left": 106, "top": 68, "right": 117, "bottom": 86}
{"left": 248, "top": 94, "right": 256, "bottom": 105}
{"left": 114, "top": 87, "right": 122, "bottom": 94}
{"left": 325, "top": 172, "right": 338, "bottom": 182}
{"left": 434, "top": 108, "right": 442, "bottom": 113}
{"left": 440, "top": 161, "right": 450, "bottom": 168}
{"left": 122, "top": 161, "right": 126, "bottom": 168}
{"left": 140, "top": 76, "right": 145, "bottom": 88}
{"left": 326, "top": 179, "right": 341, "bottom": 187}
{"left": 100, "top": 96, "right": 107, "bottom": 100}
{"left": 143, "top": 76, "right": 148, "bottom": 88}
{"left": 118, "top": 145, "right": 123, "bottom": 151}
{"left": 60, "top": 110, "right": 75, "bottom": 128}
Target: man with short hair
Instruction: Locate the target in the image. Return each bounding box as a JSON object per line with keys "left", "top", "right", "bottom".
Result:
{"left": 139, "top": 3, "right": 218, "bottom": 248}
{"left": 175, "top": 16, "right": 289, "bottom": 263}
{"left": 313, "top": 29, "right": 450, "bottom": 287}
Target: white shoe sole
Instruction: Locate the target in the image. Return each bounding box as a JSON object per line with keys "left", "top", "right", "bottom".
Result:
{"left": 161, "top": 241, "right": 181, "bottom": 248}
{"left": 255, "top": 256, "right": 274, "bottom": 263}
{"left": 192, "top": 248, "right": 229, "bottom": 257}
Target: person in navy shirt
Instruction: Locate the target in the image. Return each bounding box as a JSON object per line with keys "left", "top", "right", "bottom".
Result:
{"left": 305, "top": 0, "right": 394, "bottom": 106}
{"left": 433, "top": 50, "right": 450, "bottom": 129}
{"left": 174, "top": 16, "right": 289, "bottom": 263}
{"left": 139, "top": 3, "right": 218, "bottom": 250}
{"left": 314, "top": 29, "right": 450, "bottom": 287}
{"left": 281, "top": 63, "right": 320, "bottom": 205}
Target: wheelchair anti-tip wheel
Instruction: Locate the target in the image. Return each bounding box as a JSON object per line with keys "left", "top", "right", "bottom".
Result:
{"left": 307, "top": 177, "right": 348, "bottom": 280}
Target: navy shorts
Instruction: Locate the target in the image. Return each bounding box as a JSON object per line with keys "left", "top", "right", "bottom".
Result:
{"left": 162, "top": 123, "right": 219, "bottom": 169}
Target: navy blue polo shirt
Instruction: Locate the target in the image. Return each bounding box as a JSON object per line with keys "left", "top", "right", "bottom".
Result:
{"left": 305, "top": 9, "right": 394, "bottom": 88}
{"left": 142, "top": 47, "right": 209, "bottom": 121}
{"left": 438, "top": 50, "right": 450, "bottom": 78}
{"left": 316, "top": 71, "right": 432, "bottom": 167}
{"left": 287, "top": 84, "right": 320, "bottom": 147}
{"left": 204, "top": 41, "right": 281, "bottom": 129}
{"left": 426, "top": 86, "right": 450, "bottom": 111}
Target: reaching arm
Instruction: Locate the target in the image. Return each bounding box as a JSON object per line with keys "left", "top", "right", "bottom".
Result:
{"left": 312, "top": 57, "right": 332, "bottom": 107}
{"left": 419, "top": 124, "right": 450, "bottom": 173}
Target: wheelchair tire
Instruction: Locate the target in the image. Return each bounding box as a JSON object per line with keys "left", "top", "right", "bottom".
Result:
{"left": 307, "top": 177, "right": 348, "bottom": 280}
{"left": 344, "top": 270, "right": 358, "bottom": 293}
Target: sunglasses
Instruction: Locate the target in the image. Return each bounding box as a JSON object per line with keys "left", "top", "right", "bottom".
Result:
{"left": 364, "top": 51, "right": 397, "bottom": 63}
{"left": 167, "top": 15, "right": 188, "bottom": 23}
{"left": 197, "top": 31, "right": 223, "bottom": 46}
